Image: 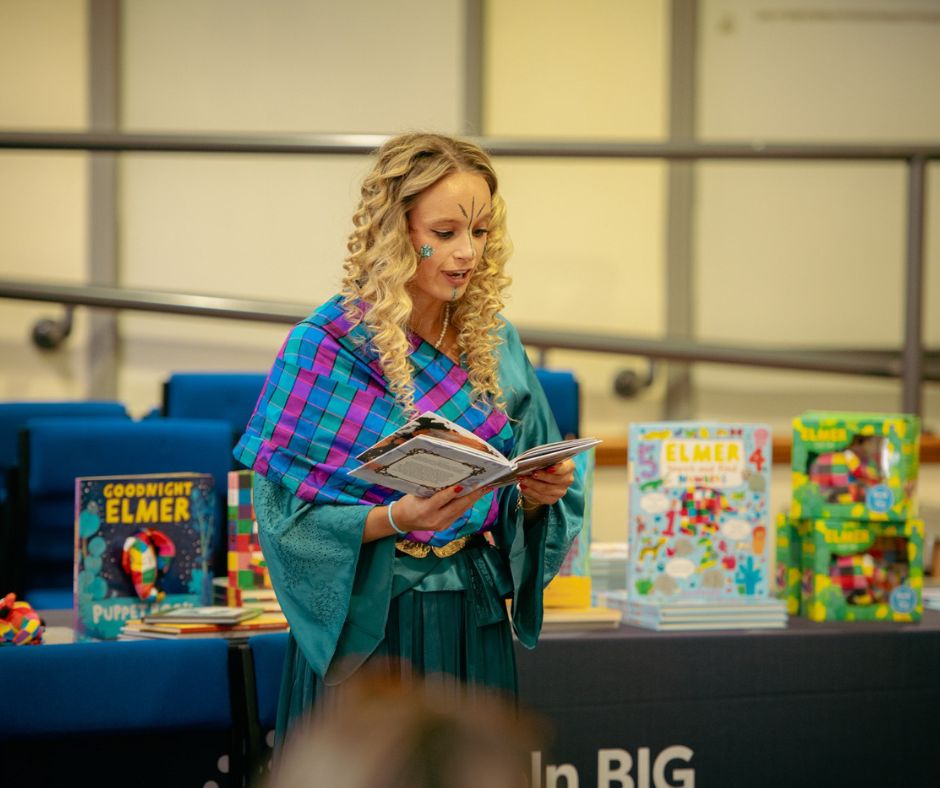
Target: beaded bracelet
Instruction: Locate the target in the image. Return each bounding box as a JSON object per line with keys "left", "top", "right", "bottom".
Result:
{"left": 387, "top": 499, "right": 407, "bottom": 535}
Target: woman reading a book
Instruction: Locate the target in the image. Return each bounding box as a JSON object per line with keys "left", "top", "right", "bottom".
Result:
{"left": 234, "top": 132, "right": 584, "bottom": 740}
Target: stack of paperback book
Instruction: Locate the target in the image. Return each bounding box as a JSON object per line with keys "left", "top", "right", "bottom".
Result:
{"left": 598, "top": 592, "right": 787, "bottom": 631}
{"left": 589, "top": 541, "right": 629, "bottom": 599}
{"left": 541, "top": 449, "right": 622, "bottom": 631}
{"left": 212, "top": 576, "right": 281, "bottom": 612}
{"left": 922, "top": 587, "right": 940, "bottom": 612}
{"left": 541, "top": 605, "right": 622, "bottom": 632}
{"left": 120, "top": 605, "right": 288, "bottom": 640}
{"left": 608, "top": 421, "right": 787, "bottom": 631}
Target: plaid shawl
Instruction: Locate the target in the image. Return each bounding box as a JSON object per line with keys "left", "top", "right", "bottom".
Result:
{"left": 234, "top": 295, "right": 513, "bottom": 547}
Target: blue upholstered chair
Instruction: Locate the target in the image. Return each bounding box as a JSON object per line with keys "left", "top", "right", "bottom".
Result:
{"left": 0, "top": 402, "right": 129, "bottom": 597}
{"left": 534, "top": 368, "right": 581, "bottom": 439}
{"left": 0, "top": 401, "right": 129, "bottom": 503}
{"left": 0, "top": 637, "right": 237, "bottom": 787}
{"left": 162, "top": 372, "right": 267, "bottom": 440}
{"left": 14, "top": 417, "right": 233, "bottom": 606}
{"left": 244, "top": 631, "right": 290, "bottom": 781}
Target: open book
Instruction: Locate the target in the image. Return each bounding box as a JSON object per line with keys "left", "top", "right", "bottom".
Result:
{"left": 348, "top": 411, "right": 600, "bottom": 498}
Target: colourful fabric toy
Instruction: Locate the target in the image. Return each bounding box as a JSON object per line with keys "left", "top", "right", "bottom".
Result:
{"left": 809, "top": 436, "right": 884, "bottom": 504}
{"left": 0, "top": 592, "right": 44, "bottom": 645}
{"left": 678, "top": 487, "right": 733, "bottom": 534}
{"left": 121, "top": 528, "right": 176, "bottom": 601}
{"left": 829, "top": 554, "right": 883, "bottom": 605}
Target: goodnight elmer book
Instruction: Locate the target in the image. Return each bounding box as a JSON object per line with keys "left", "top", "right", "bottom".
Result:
{"left": 627, "top": 422, "right": 774, "bottom": 607}
{"left": 74, "top": 473, "right": 215, "bottom": 640}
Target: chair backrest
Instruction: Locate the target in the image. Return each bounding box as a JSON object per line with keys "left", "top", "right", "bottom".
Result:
{"left": 0, "top": 638, "right": 236, "bottom": 786}
{"left": 163, "top": 372, "right": 267, "bottom": 439}
{"left": 0, "top": 402, "right": 130, "bottom": 596}
{"left": 16, "top": 417, "right": 233, "bottom": 596}
{"left": 0, "top": 401, "right": 129, "bottom": 500}
{"left": 535, "top": 368, "right": 581, "bottom": 439}
{"left": 248, "top": 631, "right": 289, "bottom": 731}
{"left": 245, "top": 632, "right": 290, "bottom": 780}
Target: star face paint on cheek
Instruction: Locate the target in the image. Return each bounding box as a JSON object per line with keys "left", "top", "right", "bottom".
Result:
{"left": 419, "top": 244, "right": 434, "bottom": 259}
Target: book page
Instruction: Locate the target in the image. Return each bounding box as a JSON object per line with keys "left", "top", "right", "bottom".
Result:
{"left": 514, "top": 437, "right": 600, "bottom": 463}
{"left": 356, "top": 411, "right": 504, "bottom": 463}
{"left": 488, "top": 437, "right": 601, "bottom": 486}
{"left": 382, "top": 449, "right": 479, "bottom": 487}
{"left": 350, "top": 434, "right": 511, "bottom": 497}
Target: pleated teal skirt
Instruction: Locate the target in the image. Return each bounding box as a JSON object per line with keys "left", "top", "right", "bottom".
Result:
{"left": 274, "top": 537, "right": 518, "bottom": 743}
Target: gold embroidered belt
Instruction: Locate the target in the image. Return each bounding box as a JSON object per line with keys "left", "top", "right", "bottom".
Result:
{"left": 395, "top": 534, "right": 472, "bottom": 559}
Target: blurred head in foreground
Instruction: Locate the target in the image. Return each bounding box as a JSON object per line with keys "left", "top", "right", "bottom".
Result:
{"left": 267, "top": 670, "right": 544, "bottom": 788}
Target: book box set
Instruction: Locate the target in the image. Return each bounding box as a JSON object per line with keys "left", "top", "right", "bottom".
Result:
{"left": 777, "top": 411, "right": 923, "bottom": 623}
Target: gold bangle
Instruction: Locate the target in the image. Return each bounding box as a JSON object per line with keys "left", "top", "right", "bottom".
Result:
{"left": 516, "top": 491, "right": 541, "bottom": 512}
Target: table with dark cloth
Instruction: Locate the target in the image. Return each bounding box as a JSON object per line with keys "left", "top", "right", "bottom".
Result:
{"left": 516, "top": 610, "right": 940, "bottom": 788}
{"left": 22, "top": 608, "right": 940, "bottom": 787}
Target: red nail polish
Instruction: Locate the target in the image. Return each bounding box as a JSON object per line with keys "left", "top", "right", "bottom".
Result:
{"left": 454, "top": 485, "right": 464, "bottom": 493}
{"left": 520, "top": 484, "right": 528, "bottom": 490}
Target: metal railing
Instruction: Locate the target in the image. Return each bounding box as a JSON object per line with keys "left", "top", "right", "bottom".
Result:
{"left": 1, "top": 131, "right": 937, "bottom": 412}
{"left": 1, "top": 277, "right": 937, "bottom": 380}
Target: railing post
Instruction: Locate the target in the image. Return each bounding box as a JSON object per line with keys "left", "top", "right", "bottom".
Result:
{"left": 902, "top": 156, "right": 927, "bottom": 416}
{"left": 87, "top": 0, "right": 121, "bottom": 399}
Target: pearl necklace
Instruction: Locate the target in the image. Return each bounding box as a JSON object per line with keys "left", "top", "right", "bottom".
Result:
{"left": 434, "top": 302, "right": 451, "bottom": 350}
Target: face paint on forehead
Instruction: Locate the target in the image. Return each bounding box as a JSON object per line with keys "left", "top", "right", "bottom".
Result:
{"left": 457, "top": 197, "right": 489, "bottom": 246}
{"left": 458, "top": 197, "right": 487, "bottom": 223}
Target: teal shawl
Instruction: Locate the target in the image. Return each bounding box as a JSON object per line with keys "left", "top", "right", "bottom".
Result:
{"left": 248, "top": 314, "right": 584, "bottom": 685}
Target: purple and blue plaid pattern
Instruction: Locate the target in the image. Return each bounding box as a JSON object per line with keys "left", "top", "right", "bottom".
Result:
{"left": 234, "top": 296, "right": 513, "bottom": 546}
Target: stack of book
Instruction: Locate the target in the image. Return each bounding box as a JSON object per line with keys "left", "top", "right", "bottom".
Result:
{"left": 599, "top": 590, "right": 786, "bottom": 631}
{"left": 920, "top": 587, "right": 940, "bottom": 612}
{"left": 623, "top": 421, "right": 787, "bottom": 632}
{"left": 589, "top": 541, "right": 629, "bottom": 600}
{"left": 212, "top": 576, "right": 281, "bottom": 612}
{"left": 542, "top": 605, "right": 622, "bottom": 632}
{"left": 119, "top": 606, "right": 288, "bottom": 640}
{"left": 541, "top": 448, "right": 622, "bottom": 632}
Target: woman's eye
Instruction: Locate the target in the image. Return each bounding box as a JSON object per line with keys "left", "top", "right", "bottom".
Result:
{"left": 473, "top": 228, "right": 489, "bottom": 237}
{"left": 433, "top": 230, "right": 454, "bottom": 239}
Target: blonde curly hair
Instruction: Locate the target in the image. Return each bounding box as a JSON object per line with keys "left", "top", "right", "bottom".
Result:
{"left": 340, "top": 133, "right": 512, "bottom": 416}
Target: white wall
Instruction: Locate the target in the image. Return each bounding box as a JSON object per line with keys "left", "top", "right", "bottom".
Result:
{"left": 117, "top": 0, "right": 467, "bottom": 413}
{"left": 484, "top": 0, "right": 670, "bottom": 439}
{"left": 0, "top": 0, "right": 89, "bottom": 400}
{"left": 1, "top": 0, "right": 938, "bottom": 544}
{"left": 695, "top": 0, "right": 940, "bottom": 436}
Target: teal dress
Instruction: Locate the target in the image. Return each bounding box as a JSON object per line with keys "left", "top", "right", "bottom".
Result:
{"left": 249, "top": 319, "right": 584, "bottom": 741}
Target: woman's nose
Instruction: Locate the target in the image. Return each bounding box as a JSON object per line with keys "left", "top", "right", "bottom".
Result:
{"left": 455, "top": 233, "right": 476, "bottom": 260}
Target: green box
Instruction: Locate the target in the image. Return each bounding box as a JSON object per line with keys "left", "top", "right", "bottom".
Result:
{"left": 800, "top": 518, "right": 923, "bottom": 623}
{"left": 791, "top": 411, "right": 919, "bottom": 522}
{"left": 775, "top": 513, "right": 810, "bottom": 616}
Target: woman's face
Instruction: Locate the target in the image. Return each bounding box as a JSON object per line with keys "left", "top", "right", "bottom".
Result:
{"left": 407, "top": 170, "right": 491, "bottom": 313}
